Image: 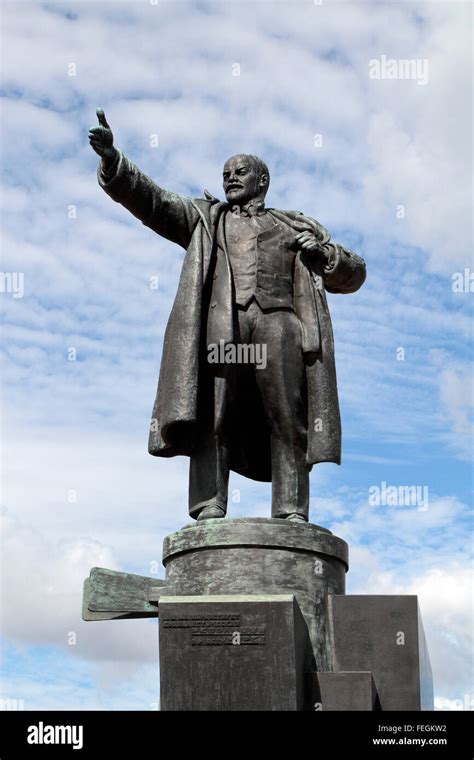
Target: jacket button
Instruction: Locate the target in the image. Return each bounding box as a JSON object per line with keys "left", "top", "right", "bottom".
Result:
{"left": 210, "top": 302, "right": 217, "bottom": 308}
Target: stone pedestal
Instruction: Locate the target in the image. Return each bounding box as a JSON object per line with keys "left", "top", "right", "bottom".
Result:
{"left": 162, "top": 517, "right": 348, "bottom": 672}
{"left": 159, "top": 595, "right": 311, "bottom": 711}
{"left": 83, "top": 516, "right": 434, "bottom": 711}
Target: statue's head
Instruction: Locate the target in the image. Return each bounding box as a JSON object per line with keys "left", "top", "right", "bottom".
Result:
{"left": 222, "top": 154, "right": 270, "bottom": 206}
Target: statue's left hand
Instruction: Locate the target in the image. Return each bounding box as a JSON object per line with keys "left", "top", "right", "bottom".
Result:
{"left": 295, "top": 228, "right": 329, "bottom": 261}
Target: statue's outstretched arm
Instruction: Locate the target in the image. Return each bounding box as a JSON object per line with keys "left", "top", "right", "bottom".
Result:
{"left": 89, "top": 108, "right": 200, "bottom": 249}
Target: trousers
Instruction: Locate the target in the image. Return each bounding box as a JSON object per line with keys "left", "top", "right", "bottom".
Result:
{"left": 189, "top": 299, "right": 310, "bottom": 519}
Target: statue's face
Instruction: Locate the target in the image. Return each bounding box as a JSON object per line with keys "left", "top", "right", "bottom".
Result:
{"left": 222, "top": 155, "right": 265, "bottom": 205}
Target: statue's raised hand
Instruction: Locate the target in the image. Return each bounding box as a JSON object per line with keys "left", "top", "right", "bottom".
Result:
{"left": 89, "top": 108, "right": 117, "bottom": 165}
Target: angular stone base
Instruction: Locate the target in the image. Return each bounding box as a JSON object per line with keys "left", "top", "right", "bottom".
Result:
{"left": 328, "top": 595, "right": 433, "bottom": 710}
{"left": 310, "top": 672, "right": 379, "bottom": 711}
{"left": 159, "top": 594, "right": 311, "bottom": 711}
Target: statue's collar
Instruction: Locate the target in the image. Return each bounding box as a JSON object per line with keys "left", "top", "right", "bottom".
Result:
{"left": 230, "top": 199, "right": 266, "bottom": 217}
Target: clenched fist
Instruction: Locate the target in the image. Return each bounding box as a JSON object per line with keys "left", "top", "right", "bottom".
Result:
{"left": 88, "top": 108, "right": 117, "bottom": 167}
{"left": 293, "top": 220, "right": 329, "bottom": 263}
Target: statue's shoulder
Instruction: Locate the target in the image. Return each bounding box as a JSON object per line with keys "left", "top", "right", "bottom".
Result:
{"left": 202, "top": 189, "right": 220, "bottom": 203}
{"left": 270, "top": 208, "right": 317, "bottom": 225}
{"left": 270, "top": 209, "right": 331, "bottom": 245}
{"left": 188, "top": 194, "right": 227, "bottom": 229}
{"left": 269, "top": 208, "right": 305, "bottom": 219}
{"left": 192, "top": 192, "right": 225, "bottom": 213}
{"left": 192, "top": 189, "right": 223, "bottom": 206}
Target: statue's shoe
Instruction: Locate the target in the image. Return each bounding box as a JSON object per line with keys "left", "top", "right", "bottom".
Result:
{"left": 196, "top": 505, "right": 226, "bottom": 521}
{"left": 285, "top": 513, "right": 308, "bottom": 523}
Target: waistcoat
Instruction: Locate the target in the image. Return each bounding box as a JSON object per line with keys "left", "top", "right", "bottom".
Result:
{"left": 223, "top": 211, "right": 297, "bottom": 309}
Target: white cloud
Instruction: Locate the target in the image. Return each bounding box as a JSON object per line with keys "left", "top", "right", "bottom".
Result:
{"left": 439, "top": 366, "right": 474, "bottom": 436}
{"left": 0, "top": 511, "right": 160, "bottom": 664}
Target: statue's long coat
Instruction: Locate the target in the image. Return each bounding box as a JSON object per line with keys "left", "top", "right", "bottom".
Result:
{"left": 99, "top": 153, "right": 366, "bottom": 482}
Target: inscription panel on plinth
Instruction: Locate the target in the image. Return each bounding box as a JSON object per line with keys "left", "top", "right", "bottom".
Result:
{"left": 159, "top": 595, "right": 311, "bottom": 711}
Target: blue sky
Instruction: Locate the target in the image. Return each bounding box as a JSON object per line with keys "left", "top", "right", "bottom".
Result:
{"left": 1, "top": 0, "right": 472, "bottom": 711}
